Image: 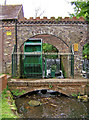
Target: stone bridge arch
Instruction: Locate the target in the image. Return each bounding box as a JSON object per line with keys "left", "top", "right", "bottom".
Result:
{"left": 8, "top": 79, "right": 88, "bottom": 98}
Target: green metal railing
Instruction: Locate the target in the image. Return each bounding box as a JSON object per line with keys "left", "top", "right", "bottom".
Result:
{"left": 12, "top": 39, "right": 75, "bottom": 78}
{"left": 71, "top": 54, "right": 74, "bottom": 78}
{"left": 12, "top": 51, "right": 74, "bottom": 78}
{"left": 70, "top": 45, "right": 74, "bottom": 78}
{"left": 12, "top": 45, "right": 17, "bottom": 77}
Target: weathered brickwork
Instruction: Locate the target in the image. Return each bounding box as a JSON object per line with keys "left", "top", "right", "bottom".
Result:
{"left": 8, "top": 79, "right": 89, "bottom": 96}
{"left": 2, "top": 24, "right": 15, "bottom": 73}
{"left": 17, "top": 21, "right": 88, "bottom": 77}
{"left": 0, "top": 74, "right": 7, "bottom": 92}
{"left": 0, "top": 17, "right": 88, "bottom": 77}
{"left": 0, "top": 21, "right": 3, "bottom": 73}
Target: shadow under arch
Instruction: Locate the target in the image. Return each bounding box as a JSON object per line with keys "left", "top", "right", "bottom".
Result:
{"left": 18, "top": 89, "right": 68, "bottom": 98}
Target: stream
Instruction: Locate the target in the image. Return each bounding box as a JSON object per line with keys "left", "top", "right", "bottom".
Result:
{"left": 15, "top": 90, "right": 89, "bottom": 118}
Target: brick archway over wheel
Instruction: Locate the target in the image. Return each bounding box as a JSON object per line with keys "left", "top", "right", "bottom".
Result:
{"left": 1, "top": 19, "right": 88, "bottom": 77}
{"left": 20, "top": 34, "right": 70, "bottom": 53}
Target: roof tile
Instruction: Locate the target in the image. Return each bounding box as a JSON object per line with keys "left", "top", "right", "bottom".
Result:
{"left": 0, "top": 5, "right": 24, "bottom": 20}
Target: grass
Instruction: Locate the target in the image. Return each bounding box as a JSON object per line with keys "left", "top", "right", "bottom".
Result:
{"left": 0, "top": 74, "right": 3, "bottom": 76}
{"left": 0, "top": 73, "right": 11, "bottom": 76}
{"left": 1, "top": 88, "right": 18, "bottom": 119}
{"left": 1, "top": 98, "right": 17, "bottom": 118}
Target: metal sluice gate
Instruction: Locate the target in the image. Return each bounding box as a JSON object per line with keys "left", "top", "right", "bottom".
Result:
{"left": 23, "top": 38, "right": 43, "bottom": 78}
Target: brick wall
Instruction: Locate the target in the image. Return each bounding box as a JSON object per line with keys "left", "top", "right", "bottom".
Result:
{"left": 2, "top": 25, "right": 15, "bottom": 73}
{"left": 0, "top": 17, "right": 88, "bottom": 77}
{"left": 0, "top": 26, "right": 3, "bottom": 73}
{"left": 0, "top": 74, "right": 7, "bottom": 92}
{"left": 8, "top": 79, "right": 88, "bottom": 96}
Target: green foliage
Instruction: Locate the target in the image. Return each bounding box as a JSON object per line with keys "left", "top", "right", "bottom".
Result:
{"left": 51, "top": 64, "right": 57, "bottom": 70}
{"left": 0, "top": 74, "right": 3, "bottom": 76}
{"left": 70, "top": 0, "right": 89, "bottom": 21}
{"left": 56, "top": 17, "right": 62, "bottom": 21}
{"left": 2, "top": 98, "right": 17, "bottom": 118}
{"left": 50, "top": 17, "right": 55, "bottom": 20}
{"left": 43, "top": 43, "right": 58, "bottom": 59}
{"left": 86, "top": 84, "right": 89, "bottom": 87}
{"left": 2, "top": 86, "right": 9, "bottom": 98}
{"left": 78, "top": 92, "right": 81, "bottom": 96}
{"left": 43, "top": 43, "right": 58, "bottom": 53}
{"left": 2, "top": 89, "right": 8, "bottom": 98}
{"left": 43, "top": 43, "right": 52, "bottom": 52}
{"left": 83, "top": 43, "right": 89, "bottom": 58}
{"left": 71, "top": 93, "right": 77, "bottom": 97}
{"left": 11, "top": 89, "right": 26, "bottom": 96}
{"left": 49, "top": 83, "right": 53, "bottom": 88}
{"left": 1, "top": 89, "right": 18, "bottom": 118}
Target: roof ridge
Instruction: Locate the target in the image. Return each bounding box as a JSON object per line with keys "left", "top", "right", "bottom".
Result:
{"left": 0, "top": 4, "right": 22, "bottom": 6}
{"left": 0, "top": 4, "right": 24, "bottom": 20}
{"left": 17, "top": 5, "right": 23, "bottom": 19}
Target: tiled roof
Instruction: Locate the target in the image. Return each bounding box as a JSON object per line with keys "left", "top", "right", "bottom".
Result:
{"left": 0, "top": 5, "right": 24, "bottom": 20}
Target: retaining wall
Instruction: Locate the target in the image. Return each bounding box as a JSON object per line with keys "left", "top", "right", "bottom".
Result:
{"left": 0, "top": 74, "right": 7, "bottom": 92}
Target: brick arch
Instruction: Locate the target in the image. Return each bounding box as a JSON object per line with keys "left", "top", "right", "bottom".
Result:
{"left": 20, "top": 34, "right": 70, "bottom": 53}
{"left": 18, "top": 23, "right": 87, "bottom": 54}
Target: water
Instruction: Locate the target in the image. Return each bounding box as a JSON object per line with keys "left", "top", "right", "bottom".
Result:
{"left": 15, "top": 91, "right": 89, "bottom": 118}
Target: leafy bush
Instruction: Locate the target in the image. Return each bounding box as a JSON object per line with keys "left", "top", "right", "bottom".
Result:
{"left": 83, "top": 43, "right": 89, "bottom": 59}
{"left": 43, "top": 43, "right": 58, "bottom": 59}
{"left": 43, "top": 43, "right": 58, "bottom": 53}
{"left": 11, "top": 89, "right": 26, "bottom": 96}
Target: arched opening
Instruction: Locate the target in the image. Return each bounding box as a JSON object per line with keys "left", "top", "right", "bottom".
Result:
{"left": 31, "top": 34, "right": 70, "bottom": 53}
{"left": 42, "top": 43, "right": 59, "bottom": 61}
{"left": 20, "top": 38, "right": 63, "bottom": 78}
{"left": 12, "top": 34, "right": 71, "bottom": 78}
{"left": 19, "top": 89, "right": 68, "bottom": 98}
{"left": 20, "top": 34, "right": 70, "bottom": 53}
{"left": 20, "top": 40, "right": 59, "bottom": 55}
